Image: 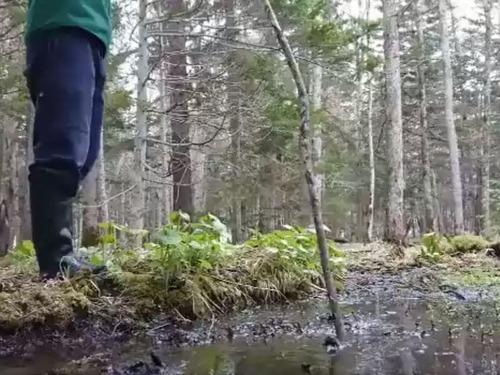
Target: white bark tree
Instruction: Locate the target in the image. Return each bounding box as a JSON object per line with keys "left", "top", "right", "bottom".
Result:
{"left": 480, "top": 0, "right": 492, "bottom": 234}
{"left": 382, "top": 0, "right": 405, "bottom": 244}
{"left": 438, "top": 0, "right": 464, "bottom": 234}
{"left": 416, "top": 0, "right": 436, "bottom": 233}
{"left": 133, "top": 0, "right": 149, "bottom": 231}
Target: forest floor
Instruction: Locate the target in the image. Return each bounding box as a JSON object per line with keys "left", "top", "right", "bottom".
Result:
{"left": 1, "top": 241, "right": 500, "bottom": 374}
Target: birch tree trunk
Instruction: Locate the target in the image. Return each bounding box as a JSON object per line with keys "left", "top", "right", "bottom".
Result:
{"left": 480, "top": 0, "right": 492, "bottom": 235}
{"left": 416, "top": 0, "right": 436, "bottom": 233}
{"left": 133, "top": 0, "right": 149, "bottom": 231}
{"left": 262, "top": 0, "right": 344, "bottom": 341}
{"left": 382, "top": 0, "right": 405, "bottom": 244}
{"left": 438, "top": 0, "right": 464, "bottom": 234}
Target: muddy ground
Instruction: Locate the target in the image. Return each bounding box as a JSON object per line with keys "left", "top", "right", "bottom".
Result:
{"left": 2, "top": 243, "right": 500, "bottom": 374}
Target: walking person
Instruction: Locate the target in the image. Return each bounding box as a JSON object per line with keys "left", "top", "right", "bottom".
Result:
{"left": 24, "top": 0, "right": 112, "bottom": 279}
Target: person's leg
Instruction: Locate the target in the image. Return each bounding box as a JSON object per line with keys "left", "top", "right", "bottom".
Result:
{"left": 26, "top": 29, "right": 97, "bottom": 278}
{"left": 80, "top": 47, "right": 106, "bottom": 181}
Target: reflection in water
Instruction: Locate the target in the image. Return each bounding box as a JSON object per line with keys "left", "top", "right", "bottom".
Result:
{"left": 162, "top": 298, "right": 500, "bottom": 375}
{"left": 2, "top": 297, "right": 500, "bottom": 374}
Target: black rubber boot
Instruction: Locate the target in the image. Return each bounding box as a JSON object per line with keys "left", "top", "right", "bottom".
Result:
{"left": 29, "top": 165, "right": 105, "bottom": 279}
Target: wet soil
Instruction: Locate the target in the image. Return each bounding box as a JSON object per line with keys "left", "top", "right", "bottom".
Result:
{"left": 2, "top": 248, "right": 500, "bottom": 374}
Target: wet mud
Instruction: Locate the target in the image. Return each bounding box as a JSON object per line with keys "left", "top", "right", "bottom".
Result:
{"left": 2, "top": 260, "right": 500, "bottom": 374}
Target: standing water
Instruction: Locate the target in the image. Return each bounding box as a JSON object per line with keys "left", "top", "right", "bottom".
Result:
{"left": 1, "top": 291, "right": 499, "bottom": 375}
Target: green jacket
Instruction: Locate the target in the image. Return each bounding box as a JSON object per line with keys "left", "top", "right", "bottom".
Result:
{"left": 26, "top": 0, "right": 113, "bottom": 50}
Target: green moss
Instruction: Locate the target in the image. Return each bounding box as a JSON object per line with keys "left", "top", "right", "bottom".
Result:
{"left": 0, "top": 270, "right": 91, "bottom": 332}
{"left": 450, "top": 235, "right": 490, "bottom": 254}
{"left": 443, "top": 269, "right": 500, "bottom": 290}
{"left": 420, "top": 233, "right": 491, "bottom": 260}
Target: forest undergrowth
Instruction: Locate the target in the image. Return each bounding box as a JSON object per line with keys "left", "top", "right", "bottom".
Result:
{"left": 0, "top": 212, "right": 346, "bottom": 333}
{"left": 0, "top": 213, "right": 499, "bottom": 333}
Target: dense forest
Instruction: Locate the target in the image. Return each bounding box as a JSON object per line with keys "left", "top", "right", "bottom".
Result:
{"left": 0, "top": 0, "right": 497, "bottom": 250}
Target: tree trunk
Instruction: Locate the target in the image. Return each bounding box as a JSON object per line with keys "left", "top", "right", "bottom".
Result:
{"left": 8, "top": 139, "right": 19, "bottom": 249}
{"left": 354, "top": 0, "right": 366, "bottom": 241}
{"left": 224, "top": 0, "right": 243, "bottom": 242}
{"left": 96, "top": 133, "right": 109, "bottom": 224}
{"left": 431, "top": 171, "right": 444, "bottom": 232}
{"left": 311, "top": 63, "right": 323, "bottom": 212}
{"left": 262, "top": 0, "right": 344, "bottom": 341}
{"left": 416, "top": 0, "right": 436, "bottom": 233}
{"left": 480, "top": 0, "right": 492, "bottom": 235}
{"left": 21, "top": 103, "right": 34, "bottom": 240}
{"left": 438, "top": 0, "right": 464, "bottom": 234}
{"left": 158, "top": 14, "right": 173, "bottom": 225}
{"left": 82, "top": 167, "right": 100, "bottom": 247}
{"left": 159, "top": 70, "right": 172, "bottom": 224}
{"left": 133, "top": 0, "right": 149, "bottom": 231}
{"left": 382, "top": 0, "right": 405, "bottom": 244}
{"left": 366, "top": 0, "right": 375, "bottom": 242}
{"left": 168, "top": 0, "right": 193, "bottom": 214}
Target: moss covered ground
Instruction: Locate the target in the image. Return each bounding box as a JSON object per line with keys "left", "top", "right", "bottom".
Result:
{"left": 2, "top": 213, "right": 500, "bottom": 336}
{"left": 0, "top": 213, "right": 346, "bottom": 333}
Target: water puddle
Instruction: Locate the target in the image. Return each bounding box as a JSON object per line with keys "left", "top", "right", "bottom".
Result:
{"left": 2, "top": 292, "right": 500, "bottom": 374}
{"left": 152, "top": 296, "right": 500, "bottom": 375}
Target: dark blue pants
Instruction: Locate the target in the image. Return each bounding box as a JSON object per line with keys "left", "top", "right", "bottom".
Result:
{"left": 25, "top": 27, "right": 106, "bottom": 194}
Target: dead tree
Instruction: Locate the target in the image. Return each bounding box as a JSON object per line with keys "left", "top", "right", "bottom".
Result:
{"left": 261, "top": 0, "right": 344, "bottom": 341}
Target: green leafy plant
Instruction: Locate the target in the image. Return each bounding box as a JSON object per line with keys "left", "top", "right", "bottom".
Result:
{"left": 9, "top": 240, "right": 36, "bottom": 263}
{"left": 109, "top": 215, "right": 345, "bottom": 317}
{"left": 419, "top": 232, "right": 453, "bottom": 263}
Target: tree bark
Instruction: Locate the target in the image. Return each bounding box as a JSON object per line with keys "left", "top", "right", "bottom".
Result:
{"left": 416, "top": 0, "right": 436, "bottom": 233}
{"left": 82, "top": 167, "right": 100, "bottom": 247}
{"left": 8, "top": 139, "right": 19, "bottom": 249}
{"left": 367, "top": 77, "right": 375, "bottom": 242}
{"left": 21, "top": 103, "right": 34, "bottom": 240}
{"left": 158, "top": 10, "right": 172, "bottom": 225}
{"left": 262, "top": 0, "right": 344, "bottom": 341}
{"left": 168, "top": 0, "right": 193, "bottom": 214}
{"left": 382, "top": 0, "right": 405, "bottom": 244}
{"left": 133, "top": 0, "right": 149, "bottom": 231}
{"left": 96, "top": 133, "right": 109, "bottom": 224}
{"left": 438, "top": 0, "right": 464, "bottom": 234}
{"left": 480, "top": 0, "right": 492, "bottom": 235}
{"left": 225, "top": 0, "right": 243, "bottom": 242}
{"left": 366, "top": 0, "right": 375, "bottom": 242}
{"left": 354, "top": 0, "right": 366, "bottom": 241}
{"left": 311, "top": 63, "right": 323, "bottom": 212}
